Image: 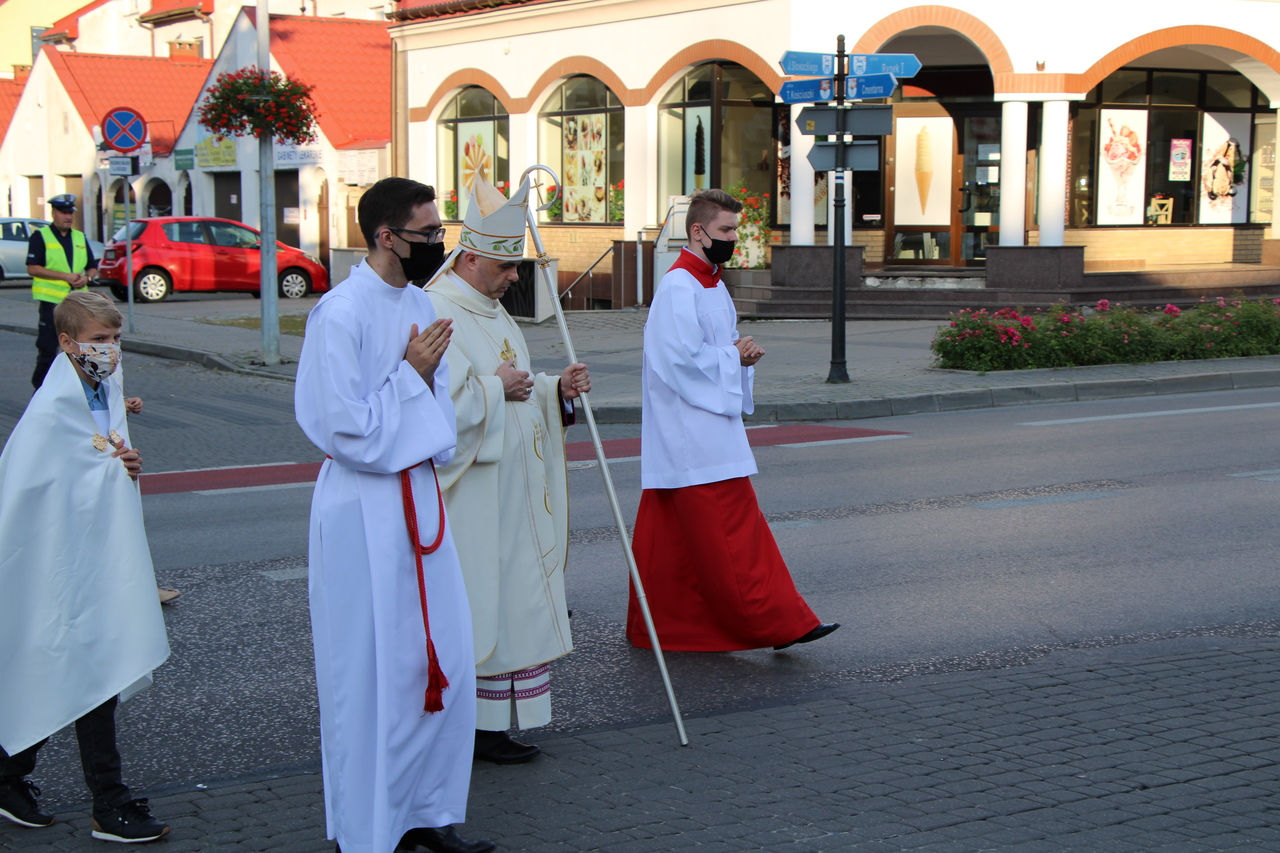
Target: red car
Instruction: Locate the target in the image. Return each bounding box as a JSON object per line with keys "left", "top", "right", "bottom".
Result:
{"left": 97, "top": 216, "right": 329, "bottom": 303}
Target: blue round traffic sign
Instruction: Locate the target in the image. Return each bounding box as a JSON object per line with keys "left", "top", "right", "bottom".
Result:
{"left": 102, "top": 106, "right": 148, "bottom": 154}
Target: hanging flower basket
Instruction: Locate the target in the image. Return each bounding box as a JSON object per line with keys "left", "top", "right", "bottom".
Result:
{"left": 197, "top": 67, "right": 319, "bottom": 147}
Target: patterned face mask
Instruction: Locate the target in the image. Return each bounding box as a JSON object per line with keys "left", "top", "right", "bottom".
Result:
{"left": 72, "top": 341, "right": 121, "bottom": 382}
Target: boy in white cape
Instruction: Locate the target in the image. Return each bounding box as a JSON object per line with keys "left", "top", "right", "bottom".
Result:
{"left": 0, "top": 291, "right": 171, "bottom": 843}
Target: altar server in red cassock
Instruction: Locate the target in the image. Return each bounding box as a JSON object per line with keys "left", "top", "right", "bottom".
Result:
{"left": 626, "top": 188, "right": 839, "bottom": 653}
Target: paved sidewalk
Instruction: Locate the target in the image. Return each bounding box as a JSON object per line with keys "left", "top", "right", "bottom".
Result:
{"left": 5, "top": 636, "right": 1279, "bottom": 852}
{"left": 2, "top": 287, "right": 1280, "bottom": 423}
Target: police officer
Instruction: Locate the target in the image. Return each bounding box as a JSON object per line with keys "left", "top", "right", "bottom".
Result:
{"left": 27, "top": 194, "right": 97, "bottom": 388}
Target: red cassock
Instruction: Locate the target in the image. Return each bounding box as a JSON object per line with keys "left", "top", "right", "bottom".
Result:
{"left": 626, "top": 476, "right": 820, "bottom": 652}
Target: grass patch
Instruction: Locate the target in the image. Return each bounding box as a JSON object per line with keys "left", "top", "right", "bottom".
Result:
{"left": 204, "top": 315, "right": 309, "bottom": 336}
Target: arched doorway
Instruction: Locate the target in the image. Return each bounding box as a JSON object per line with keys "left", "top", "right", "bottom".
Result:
{"left": 109, "top": 179, "right": 138, "bottom": 240}
{"left": 144, "top": 179, "right": 172, "bottom": 217}
{"left": 877, "top": 29, "right": 998, "bottom": 266}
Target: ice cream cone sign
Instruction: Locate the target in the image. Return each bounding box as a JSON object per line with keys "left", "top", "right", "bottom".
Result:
{"left": 914, "top": 127, "right": 933, "bottom": 214}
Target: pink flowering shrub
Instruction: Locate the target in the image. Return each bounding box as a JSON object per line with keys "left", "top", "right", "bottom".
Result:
{"left": 931, "top": 294, "right": 1280, "bottom": 371}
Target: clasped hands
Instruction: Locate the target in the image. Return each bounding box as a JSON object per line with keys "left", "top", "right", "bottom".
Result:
{"left": 405, "top": 319, "right": 453, "bottom": 387}
{"left": 734, "top": 336, "right": 764, "bottom": 367}
{"left": 498, "top": 360, "right": 590, "bottom": 402}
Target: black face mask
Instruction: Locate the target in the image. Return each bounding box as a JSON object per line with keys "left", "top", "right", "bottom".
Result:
{"left": 703, "top": 237, "right": 736, "bottom": 266}
{"left": 392, "top": 234, "right": 446, "bottom": 283}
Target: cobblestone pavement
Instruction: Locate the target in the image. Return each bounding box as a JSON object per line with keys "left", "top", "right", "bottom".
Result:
{"left": 3, "top": 284, "right": 1280, "bottom": 852}
{"left": 5, "top": 636, "right": 1279, "bottom": 852}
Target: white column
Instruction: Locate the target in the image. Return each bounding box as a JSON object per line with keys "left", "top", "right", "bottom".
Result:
{"left": 999, "top": 100, "right": 1028, "bottom": 246}
{"left": 1037, "top": 100, "right": 1069, "bottom": 247}
{"left": 624, "top": 103, "right": 658, "bottom": 232}
{"left": 507, "top": 111, "right": 538, "bottom": 195}
{"left": 789, "top": 107, "right": 815, "bottom": 245}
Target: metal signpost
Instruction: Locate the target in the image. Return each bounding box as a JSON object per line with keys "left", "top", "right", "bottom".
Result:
{"left": 101, "top": 107, "right": 147, "bottom": 333}
{"left": 777, "top": 41, "right": 917, "bottom": 383}
{"left": 256, "top": 0, "right": 279, "bottom": 365}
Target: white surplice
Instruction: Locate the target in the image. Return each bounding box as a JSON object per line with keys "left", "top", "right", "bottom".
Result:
{"left": 295, "top": 261, "right": 475, "bottom": 853}
{"left": 424, "top": 272, "right": 572, "bottom": 726}
{"left": 0, "top": 354, "right": 169, "bottom": 755}
{"left": 641, "top": 249, "right": 757, "bottom": 490}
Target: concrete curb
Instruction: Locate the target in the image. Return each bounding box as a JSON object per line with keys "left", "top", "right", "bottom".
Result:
{"left": 0, "top": 322, "right": 297, "bottom": 383}
{"left": 7, "top": 320, "right": 1280, "bottom": 422}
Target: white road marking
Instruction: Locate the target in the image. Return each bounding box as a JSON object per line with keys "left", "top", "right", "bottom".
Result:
{"left": 193, "top": 482, "right": 314, "bottom": 496}
{"left": 1021, "top": 401, "right": 1280, "bottom": 427}
{"left": 777, "top": 435, "right": 910, "bottom": 448}
{"left": 1228, "top": 469, "right": 1280, "bottom": 478}
{"left": 568, "top": 456, "right": 640, "bottom": 470}
{"left": 261, "top": 567, "right": 308, "bottom": 581}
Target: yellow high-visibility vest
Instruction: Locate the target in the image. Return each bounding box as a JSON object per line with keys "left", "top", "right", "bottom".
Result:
{"left": 31, "top": 226, "right": 89, "bottom": 304}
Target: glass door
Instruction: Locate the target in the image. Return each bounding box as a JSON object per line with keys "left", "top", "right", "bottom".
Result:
{"left": 888, "top": 112, "right": 956, "bottom": 265}
{"left": 886, "top": 108, "right": 1001, "bottom": 266}
{"left": 959, "top": 115, "right": 1001, "bottom": 263}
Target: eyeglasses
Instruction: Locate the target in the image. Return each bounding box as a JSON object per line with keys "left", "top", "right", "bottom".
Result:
{"left": 388, "top": 226, "right": 447, "bottom": 245}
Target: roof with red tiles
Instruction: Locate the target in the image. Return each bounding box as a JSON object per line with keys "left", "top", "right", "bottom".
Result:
{"left": 139, "top": 0, "right": 214, "bottom": 23}
{"left": 389, "top": 0, "right": 564, "bottom": 23}
{"left": 43, "top": 0, "right": 115, "bottom": 42}
{"left": 0, "top": 77, "right": 25, "bottom": 140}
{"left": 264, "top": 14, "right": 392, "bottom": 149}
{"left": 41, "top": 46, "right": 212, "bottom": 154}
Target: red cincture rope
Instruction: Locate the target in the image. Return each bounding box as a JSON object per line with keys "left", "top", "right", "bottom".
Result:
{"left": 400, "top": 460, "right": 449, "bottom": 713}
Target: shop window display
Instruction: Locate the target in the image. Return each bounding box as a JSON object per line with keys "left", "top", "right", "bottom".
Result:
{"left": 1076, "top": 69, "right": 1268, "bottom": 227}
{"left": 537, "top": 77, "right": 624, "bottom": 224}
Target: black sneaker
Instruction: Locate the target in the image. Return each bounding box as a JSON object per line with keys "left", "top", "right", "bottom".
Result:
{"left": 0, "top": 780, "right": 55, "bottom": 828}
{"left": 91, "top": 799, "right": 170, "bottom": 843}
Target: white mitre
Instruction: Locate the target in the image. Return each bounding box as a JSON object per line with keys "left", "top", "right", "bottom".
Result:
{"left": 425, "top": 174, "right": 531, "bottom": 288}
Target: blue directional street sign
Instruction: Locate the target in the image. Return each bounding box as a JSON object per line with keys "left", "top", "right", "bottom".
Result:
{"left": 848, "top": 53, "right": 922, "bottom": 78}
{"left": 845, "top": 73, "right": 898, "bottom": 101}
{"left": 779, "top": 77, "right": 839, "bottom": 104}
{"left": 779, "top": 50, "right": 837, "bottom": 77}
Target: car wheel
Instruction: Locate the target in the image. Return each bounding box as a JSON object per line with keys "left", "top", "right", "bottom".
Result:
{"left": 279, "top": 268, "right": 311, "bottom": 299}
{"left": 134, "top": 267, "right": 173, "bottom": 303}
{"left": 109, "top": 284, "right": 129, "bottom": 302}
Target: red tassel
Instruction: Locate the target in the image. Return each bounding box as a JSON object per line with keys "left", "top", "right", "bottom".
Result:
{"left": 403, "top": 461, "right": 451, "bottom": 714}
{"left": 422, "top": 638, "right": 449, "bottom": 714}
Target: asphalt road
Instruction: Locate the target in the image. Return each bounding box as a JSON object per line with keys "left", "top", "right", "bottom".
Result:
{"left": 3, "top": 328, "right": 1280, "bottom": 815}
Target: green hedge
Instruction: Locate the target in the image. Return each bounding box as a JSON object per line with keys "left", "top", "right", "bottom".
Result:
{"left": 931, "top": 296, "right": 1280, "bottom": 372}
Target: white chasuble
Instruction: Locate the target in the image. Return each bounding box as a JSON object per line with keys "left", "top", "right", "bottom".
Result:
{"left": 0, "top": 354, "right": 169, "bottom": 755}
{"left": 296, "top": 261, "right": 475, "bottom": 853}
{"left": 425, "top": 272, "right": 573, "bottom": 682}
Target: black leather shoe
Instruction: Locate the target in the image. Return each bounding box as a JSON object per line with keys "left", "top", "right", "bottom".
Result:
{"left": 774, "top": 622, "right": 840, "bottom": 650}
{"left": 474, "top": 729, "right": 541, "bottom": 764}
{"left": 401, "top": 825, "right": 496, "bottom": 853}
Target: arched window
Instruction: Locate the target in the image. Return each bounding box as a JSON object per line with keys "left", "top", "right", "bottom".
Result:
{"left": 538, "top": 76, "right": 624, "bottom": 223}
{"left": 657, "top": 63, "right": 775, "bottom": 221}
{"left": 438, "top": 87, "right": 509, "bottom": 221}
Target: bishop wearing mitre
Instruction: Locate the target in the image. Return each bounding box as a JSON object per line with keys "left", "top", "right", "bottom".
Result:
{"left": 424, "top": 175, "right": 590, "bottom": 765}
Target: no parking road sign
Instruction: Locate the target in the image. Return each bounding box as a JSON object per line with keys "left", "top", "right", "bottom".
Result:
{"left": 101, "top": 107, "right": 148, "bottom": 154}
